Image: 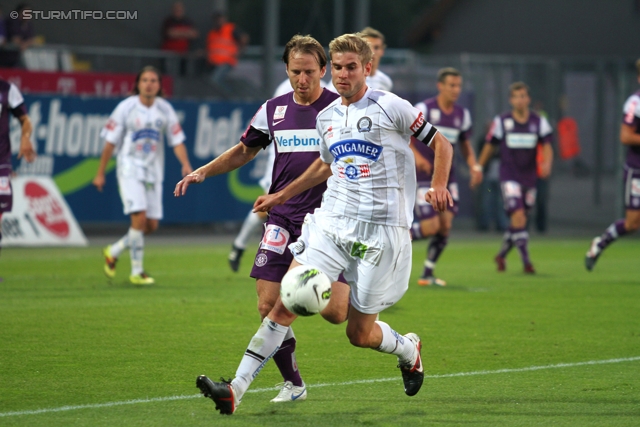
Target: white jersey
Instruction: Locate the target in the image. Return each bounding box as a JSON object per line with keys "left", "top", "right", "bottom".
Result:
{"left": 101, "top": 96, "right": 185, "bottom": 183}
{"left": 316, "top": 87, "right": 437, "bottom": 228}
{"left": 367, "top": 69, "right": 393, "bottom": 92}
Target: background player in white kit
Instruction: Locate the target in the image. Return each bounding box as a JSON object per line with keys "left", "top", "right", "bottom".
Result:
{"left": 193, "top": 33, "right": 453, "bottom": 415}
{"left": 93, "top": 66, "right": 193, "bottom": 285}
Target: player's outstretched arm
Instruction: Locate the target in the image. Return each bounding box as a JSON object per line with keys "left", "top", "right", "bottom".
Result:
{"left": 174, "top": 142, "right": 261, "bottom": 197}
{"left": 477, "top": 142, "right": 496, "bottom": 170}
{"left": 254, "top": 158, "right": 332, "bottom": 212}
{"left": 93, "top": 141, "right": 115, "bottom": 192}
{"left": 460, "top": 138, "right": 483, "bottom": 189}
{"left": 425, "top": 132, "right": 453, "bottom": 212}
{"left": 17, "top": 115, "right": 36, "bottom": 163}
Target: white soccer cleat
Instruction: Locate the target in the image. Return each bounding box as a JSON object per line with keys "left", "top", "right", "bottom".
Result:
{"left": 270, "top": 381, "right": 307, "bottom": 402}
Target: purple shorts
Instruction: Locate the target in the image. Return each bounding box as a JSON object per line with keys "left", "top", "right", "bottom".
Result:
{"left": 500, "top": 180, "right": 536, "bottom": 215}
{"left": 250, "top": 213, "right": 301, "bottom": 283}
{"left": 0, "top": 169, "right": 13, "bottom": 213}
{"left": 414, "top": 180, "right": 459, "bottom": 222}
{"left": 624, "top": 166, "right": 640, "bottom": 210}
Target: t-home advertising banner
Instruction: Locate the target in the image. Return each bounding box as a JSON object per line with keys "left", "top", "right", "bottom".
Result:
{"left": 9, "top": 95, "right": 265, "bottom": 224}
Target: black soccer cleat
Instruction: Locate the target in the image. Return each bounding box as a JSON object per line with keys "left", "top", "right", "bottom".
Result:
{"left": 228, "top": 245, "right": 244, "bottom": 272}
{"left": 196, "top": 375, "right": 239, "bottom": 415}
{"left": 398, "top": 333, "right": 424, "bottom": 397}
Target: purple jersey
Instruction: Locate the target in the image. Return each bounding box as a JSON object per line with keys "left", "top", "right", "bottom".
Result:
{"left": 0, "top": 80, "right": 27, "bottom": 170}
{"left": 241, "top": 88, "right": 339, "bottom": 224}
{"left": 413, "top": 97, "right": 472, "bottom": 183}
{"left": 621, "top": 91, "right": 640, "bottom": 169}
{"left": 486, "top": 111, "right": 552, "bottom": 188}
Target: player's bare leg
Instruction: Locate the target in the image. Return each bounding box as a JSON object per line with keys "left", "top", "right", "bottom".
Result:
{"left": 418, "top": 211, "right": 452, "bottom": 286}
{"left": 586, "top": 209, "right": 640, "bottom": 271}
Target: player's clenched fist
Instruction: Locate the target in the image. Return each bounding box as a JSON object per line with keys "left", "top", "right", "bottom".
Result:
{"left": 174, "top": 170, "right": 205, "bottom": 197}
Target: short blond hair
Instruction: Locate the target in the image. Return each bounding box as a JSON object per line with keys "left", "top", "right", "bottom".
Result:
{"left": 329, "top": 33, "right": 373, "bottom": 67}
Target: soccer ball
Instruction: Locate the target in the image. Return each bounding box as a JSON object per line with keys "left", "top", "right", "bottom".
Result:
{"left": 280, "top": 265, "right": 332, "bottom": 316}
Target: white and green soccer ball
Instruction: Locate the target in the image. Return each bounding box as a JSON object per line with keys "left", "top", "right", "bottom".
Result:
{"left": 280, "top": 265, "right": 332, "bottom": 316}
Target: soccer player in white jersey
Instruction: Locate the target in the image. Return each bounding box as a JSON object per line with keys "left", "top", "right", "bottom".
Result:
{"left": 585, "top": 59, "right": 640, "bottom": 270}
{"left": 93, "top": 66, "right": 193, "bottom": 285}
{"left": 193, "top": 33, "right": 453, "bottom": 415}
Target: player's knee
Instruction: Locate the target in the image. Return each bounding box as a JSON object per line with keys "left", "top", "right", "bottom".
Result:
{"left": 321, "top": 308, "right": 347, "bottom": 325}
{"left": 345, "top": 329, "right": 369, "bottom": 348}
{"left": 625, "top": 216, "right": 640, "bottom": 231}
{"left": 258, "top": 301, "right": 275, "bottom": 319}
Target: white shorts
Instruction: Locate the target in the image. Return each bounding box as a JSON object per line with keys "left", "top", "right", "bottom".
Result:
{"left": 290, "top": 209, "right": 412, "bottom": 315}
{"left": 118, "top": 177, "right": 163, "bottom": 219}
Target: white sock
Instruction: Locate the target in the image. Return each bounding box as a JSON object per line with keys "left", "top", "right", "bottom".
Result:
{"left": 128, "top": 228, "right": 144, "bottom": 275}
{"left": 110, "top": 233, "right": 130, "bottom": 258}
{"left": 231, "top": 317, "right": 288, "bottom": 400}
{"left": 233, "top": 210, "right": 265, "bottom": 249}
{"left": 374, "top": 321, "right": 415, "bottom": 363}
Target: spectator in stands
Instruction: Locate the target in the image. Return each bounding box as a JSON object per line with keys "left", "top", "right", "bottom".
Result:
{"left": 6, "top": 3, "right": 34, "bottom": 51}
{"left": 161, "top": 1, "right": 198, "bottom": 75}
{"left": 162, "top": 2, "right": 198, "bottom": 53}
{"left": 206, "top": 11, "right": 249, "bottom": 95}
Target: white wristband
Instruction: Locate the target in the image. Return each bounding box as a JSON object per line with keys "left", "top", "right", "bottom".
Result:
{"left": 472, "top": 164, "right": 482, "bottom": 172}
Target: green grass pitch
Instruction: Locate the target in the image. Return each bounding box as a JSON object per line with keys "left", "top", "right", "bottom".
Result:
{"left": 0, "top": 236, "right": 639, "bottom": 426}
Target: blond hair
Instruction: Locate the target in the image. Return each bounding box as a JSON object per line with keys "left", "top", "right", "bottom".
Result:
{"left": 329, "top": 33, "right": 373, "bottom": 67}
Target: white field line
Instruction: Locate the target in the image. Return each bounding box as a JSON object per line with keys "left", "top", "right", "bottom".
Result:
{"left": 1, "top": 355, "right": 639, "bottom": 418}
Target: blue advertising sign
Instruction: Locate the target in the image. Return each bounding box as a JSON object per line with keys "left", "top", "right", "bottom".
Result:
{"left": 11, "top": 95, "right": 266, "bottom": 224}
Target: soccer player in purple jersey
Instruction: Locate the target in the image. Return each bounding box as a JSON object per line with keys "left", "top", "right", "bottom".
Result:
{"left": 174, "top": 35, "right": 349, "bottom": 404}
{"left": 0, "top": 79, "right": 36, "bottom": 276}
{"left": 478, "top": 82, "right": 553, "bottom": 274}
{"left": 410, "top": 67, "right": 482, "bottom": 286}
{"left": 585, "top": 59, "right": 640, "bottom": 270}
{"left": 187, "top": 32, "right": 453, "bottom": 415}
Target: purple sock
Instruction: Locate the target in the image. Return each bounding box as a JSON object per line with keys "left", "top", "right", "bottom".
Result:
{"left": 511, "top": 228, "right": 531, "bottom": 266}
{"left": 597, "top": 219, "right": 628, "bottom": 250}
{"left": 272, "top": 337, "right": 303, "bottom": 386}
{"left": 497, "top": 229, "right": 514, "bottom": 258}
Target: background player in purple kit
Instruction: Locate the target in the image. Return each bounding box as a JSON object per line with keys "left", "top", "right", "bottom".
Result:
{"left": 478, "top": 82, "right": 553, "bottom": 274}
{"left": 410, "top": 67, "right": 482, "bottom": 286}
{"left": 174, "top": 35, "right": 348, "bottom": 403}
{"left": 585, "top": 59, "right": 640, "bottom": 270}
{"left": 0, "top": 78, "right": 36, "bottom": 275}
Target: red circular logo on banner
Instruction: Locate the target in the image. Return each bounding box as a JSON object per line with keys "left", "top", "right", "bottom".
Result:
{"left": 24, "top": 182, "right": 70, "bottom": 238}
